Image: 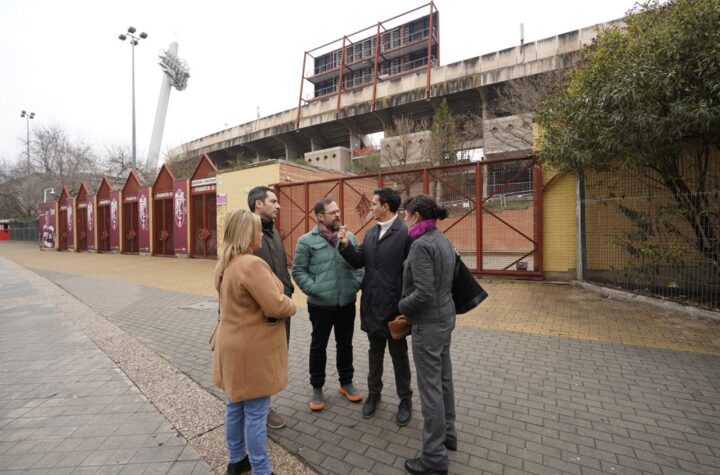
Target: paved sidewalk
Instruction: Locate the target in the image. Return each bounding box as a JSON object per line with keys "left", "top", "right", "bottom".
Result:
{"left": 2, "top": 242, "right": 720, "bottom": 475}
{"left": 0, "top": 257, "right": 212, "bottom": 474}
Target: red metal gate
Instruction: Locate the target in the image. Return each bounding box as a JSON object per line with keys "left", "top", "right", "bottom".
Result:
{"left": 76, "top": 207, "right": 87, "bottom": 251}
{"left": 191, "top": 193, "right": 217, "bottom": 258}
{"left": 97, "top": 204, "right": 110, "bottom": 252}
{"left": 153, "top": 198, "right": 174, "bottom": 256}
{"left": 275, "top": 157, "right": 542, "bottom": 277}
{"left": 122, "top": 202, "right": 139, "bottom": 254}
{"left": 58, "top": 207, "right": 68, "bottom": 251}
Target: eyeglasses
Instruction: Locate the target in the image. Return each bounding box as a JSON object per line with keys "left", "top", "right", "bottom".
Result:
{"left": 319, "top": 210, "right": 341, "bottom": 216}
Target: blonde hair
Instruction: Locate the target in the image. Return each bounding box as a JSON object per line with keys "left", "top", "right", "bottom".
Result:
{"left": 218, "top": 209, "right": 261, "bottom": 274}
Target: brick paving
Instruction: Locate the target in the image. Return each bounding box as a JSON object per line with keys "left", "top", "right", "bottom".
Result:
{"left": 0, "top": 258, "right": 212, "bottom": 474}
{"left": 2, "top": 242, "right": 720, "bottom": 474}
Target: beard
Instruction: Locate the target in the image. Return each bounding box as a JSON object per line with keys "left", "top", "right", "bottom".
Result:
{"left": 329, "top": 219, "right": 341, "bottom": 231}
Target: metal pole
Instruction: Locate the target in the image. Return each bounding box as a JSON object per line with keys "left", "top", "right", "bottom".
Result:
{"left": 131, "top": 41, "right": 137, "bottom": 170}
{"left": 25, "top": 114, "right": 30, "bottom": 175}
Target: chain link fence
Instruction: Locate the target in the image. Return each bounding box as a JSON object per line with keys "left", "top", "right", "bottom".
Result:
{"left": 9, "top": 219, "right": 39, "bottom": 242}
{"left": 584, "top": 165, "right": 720, "bottom": 311}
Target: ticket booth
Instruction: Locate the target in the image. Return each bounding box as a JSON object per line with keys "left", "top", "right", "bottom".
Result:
{"left": 153, "top": 164, "right": 175, "bottom": 256}
{"left": 190, "top": 154, "right": 218, "bottom": 258}
{"left": 121, "top": 170, "right": 141, "bottom": 254}
{"left": 75, "top": 182, "right": 89, "bottom": 252}
{"left": 96, "top": 178, "right": 112, "bottom": 253}
{"left": 57, "top": 187, "right": 70, "bottom": 251}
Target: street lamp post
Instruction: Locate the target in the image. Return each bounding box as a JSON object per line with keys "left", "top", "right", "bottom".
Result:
{"left": 20, "top": 110, "right": 35, "bottom": 175}
{"left": 43, "top": 188, "right": 55, "bottom": 203}
{"left": 118, "top": 26, "right": 148, "bottom": 170}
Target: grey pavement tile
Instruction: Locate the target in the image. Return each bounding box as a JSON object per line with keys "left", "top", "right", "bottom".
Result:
{"left": 130, "top": 446, "right": 184, "bottom": 464}
{"left": 8, "top": 263, "right": 720, "bottom": 475}
{"left": 165, "top": 461, "right": 200, "bottom": 475}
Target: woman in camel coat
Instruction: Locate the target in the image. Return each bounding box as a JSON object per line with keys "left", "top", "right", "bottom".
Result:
{"left": 214, "top": 209, "right": 296, "bottom": 475}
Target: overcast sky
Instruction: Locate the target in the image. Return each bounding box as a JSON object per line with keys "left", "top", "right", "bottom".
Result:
{"left": 0, "top": 0, "right": 633, "bottom": 167}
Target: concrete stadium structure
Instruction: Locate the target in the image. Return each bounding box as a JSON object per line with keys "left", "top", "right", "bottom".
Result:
{"left": 174, "top": 19, "right": 622, "bottom": 169}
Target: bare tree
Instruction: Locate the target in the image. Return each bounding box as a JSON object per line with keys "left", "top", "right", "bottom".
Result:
{"left": 485, "top": 71, "right": 567, "bottom": 156}
{"left": 382, "top": 116, "right": 431, "bottom": 169}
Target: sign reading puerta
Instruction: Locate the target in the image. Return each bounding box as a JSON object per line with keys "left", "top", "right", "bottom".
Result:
{"left": 138, "top": 187, "right": 151, "bottom": 253}
{"left": 109, "top": 191, "right": 121, "bottom": 251}
{"left": 172, "top": 180, "right": 188, "bottom": 254}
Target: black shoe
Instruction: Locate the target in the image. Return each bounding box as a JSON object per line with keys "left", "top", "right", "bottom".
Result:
{"left": 226, "top": 455, "right": 251, "bottom": 474}
{"left": 362, "top": 393, "right": 381, "bottom": 418}
{"left": 404, "top": 458, "right": 448, "bottom": 475}
{"left": 443, "top": 438, "right": 457, "bottom": 451}
{"left": 396, "top": 398, "right": 412, "bottom": 426}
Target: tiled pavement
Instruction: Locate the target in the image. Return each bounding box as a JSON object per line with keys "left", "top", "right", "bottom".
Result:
{"left": 0, "top": 259, "right": 212, "bottom": 474}
{"left": 2, "top": 242, "right": 720, "bottom": 474}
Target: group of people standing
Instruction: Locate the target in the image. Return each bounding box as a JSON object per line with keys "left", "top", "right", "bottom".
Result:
{"left": 213, "top": 186, "right": 457, "bottom": 475}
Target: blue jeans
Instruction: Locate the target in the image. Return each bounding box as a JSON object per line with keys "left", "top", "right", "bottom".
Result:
{"left": 225, "top": 396, "right": 271, "bottom": 475}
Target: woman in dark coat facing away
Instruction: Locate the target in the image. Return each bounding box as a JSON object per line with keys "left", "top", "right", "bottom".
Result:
{"left": 398, "top": 195, "right": 457, "bottom": 475}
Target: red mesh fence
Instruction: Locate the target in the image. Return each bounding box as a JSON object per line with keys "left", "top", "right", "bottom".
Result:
{"left": 275, "top": 158, "right": 541, "bottom": 276}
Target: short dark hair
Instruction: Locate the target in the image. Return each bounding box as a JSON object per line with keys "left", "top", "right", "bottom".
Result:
{"left": 373, "top": 188, "right": 400, "bottom": 213}
{"left": 313, "top": 197, "right": 335, "bottom": 216}
{"left": 247, "top": 186, "right": 272, "bottom": 212}
{"left": 403, "top": 194, "right": 449, "bottom": 221}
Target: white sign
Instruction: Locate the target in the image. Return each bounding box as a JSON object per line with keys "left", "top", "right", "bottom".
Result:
{"left": 88, "top": 202, "right": 94, "bottom": 231}
{"left": 67, "top": 206, "right": 73, "bottom": 232}
{"left": 191, "top": 177, "right": 217, "bottom": 187}
{"left": 139, "top": 195, "right": 149, "bottom": 231}
{"left": 110, "top": 198, "right": 118, "bottom": 231}
{"left": 174, "top": 188, "right": 186, "bottom": 229}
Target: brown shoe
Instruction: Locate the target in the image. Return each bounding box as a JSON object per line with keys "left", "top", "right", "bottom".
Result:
{"left": 338, "top": 383, "right": 363, "bottom": 402}
{"left": 267, "top": 408, "right": 285, "bottom": 429}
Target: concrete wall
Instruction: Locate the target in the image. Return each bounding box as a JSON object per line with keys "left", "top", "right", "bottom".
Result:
{"left": 484, "top": 113, "right": 534, "bottom": 159}
{"left": 380, "top": 130, "right": 431, "bottom": 167}
{"left": 303, "top": 147, "right": 351, "bottom": 172}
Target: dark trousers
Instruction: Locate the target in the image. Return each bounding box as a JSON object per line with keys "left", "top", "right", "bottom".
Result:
{"left": 308, "top": 303, "right": 355, "bottom": 388}
{"left": 367, "top": 334, "right": 413, "bottom": 400}
{"left": 412, "top": 319, "right": 456, "bottom": 470}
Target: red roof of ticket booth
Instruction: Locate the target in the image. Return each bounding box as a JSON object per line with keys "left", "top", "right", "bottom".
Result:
{"left": 122, "top": 169, "right": 142, "bottom": 197}
{"left": 190, "top": 154, "right": 217, "bottom": 182}
{"left": 153, "top": 164, "right": 176, "bottom": 194}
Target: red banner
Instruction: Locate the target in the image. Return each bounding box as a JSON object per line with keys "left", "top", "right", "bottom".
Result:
{"left": 109, "top": 191, "right": 120, "bottom": 251}
{"left": 138, "top": 187, "right": 151, "bottom": 253}
{"left": 38, "top": 202, "right": 57, "bottom": 249}
{"left": 66, "top": 197, "right": 75, "bottom": 250}
{"left": 173, "top": 180, "right": 188, "bottom": 253}
{"left": 87, "top": 195, "right": 95, "bottom": 250}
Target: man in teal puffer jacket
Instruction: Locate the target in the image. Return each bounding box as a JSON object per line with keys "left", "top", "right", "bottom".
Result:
{"left": 292, "top": 198, "right": 364, "bottom": 411}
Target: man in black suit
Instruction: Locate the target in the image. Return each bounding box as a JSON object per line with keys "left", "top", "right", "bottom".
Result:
{"left": 337, "top": 188, "right": 413, "bottom": 426}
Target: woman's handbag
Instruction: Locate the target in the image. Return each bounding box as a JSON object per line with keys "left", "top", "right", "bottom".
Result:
{"left": 388, "top": 315, "right": 411, "bottom": 340}
{"left": 452, "top": 253, "right": 488, "bottom": 314}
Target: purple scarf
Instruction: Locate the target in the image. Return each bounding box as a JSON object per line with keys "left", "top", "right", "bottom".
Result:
{"left": 408, "top": 219, "right": 436, "bottom": 239}
{"left": 317, "top": 221, "right": 338, "bottom": 247}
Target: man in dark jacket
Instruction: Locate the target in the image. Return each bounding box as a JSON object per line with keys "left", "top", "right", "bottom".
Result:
{"left": 248, "top": 186, "right": 294, "bottom": 430}
{"left": 338, "top": 188, "right": 413, "bottom": 426}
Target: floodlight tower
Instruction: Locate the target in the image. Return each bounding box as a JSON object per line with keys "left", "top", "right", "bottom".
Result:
{"left": 145, "top": 42, "right": 190, "bottom": 170}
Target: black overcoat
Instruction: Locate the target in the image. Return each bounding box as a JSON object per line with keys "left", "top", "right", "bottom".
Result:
{"left": 339, "top": 216, "right": 412, "bottom": 337}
